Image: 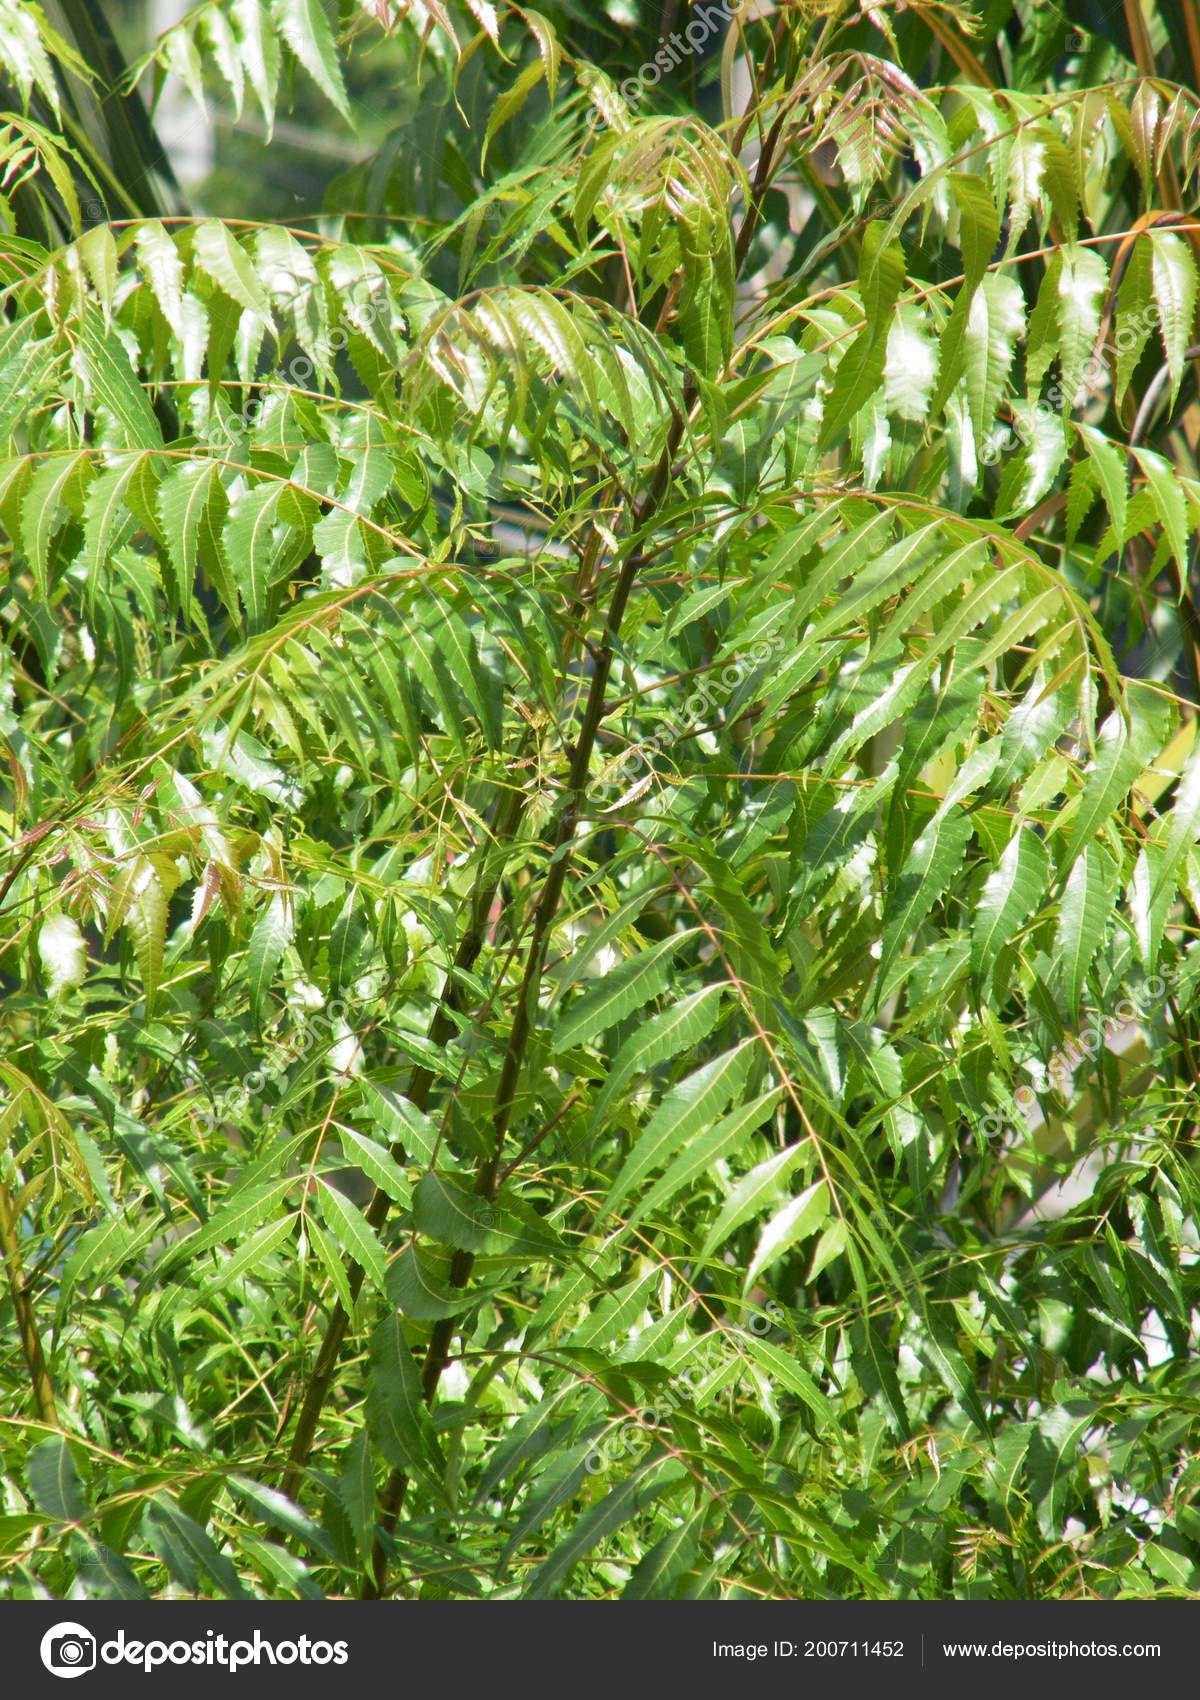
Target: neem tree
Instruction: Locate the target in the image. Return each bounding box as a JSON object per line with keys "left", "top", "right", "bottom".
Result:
{"left": 3, "top": 0, "right": 1200, "bottom": 1599}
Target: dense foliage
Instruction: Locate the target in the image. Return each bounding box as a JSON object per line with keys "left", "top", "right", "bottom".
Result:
{"left": 3, "top": 0, "right": 1200, "bottom": 1600}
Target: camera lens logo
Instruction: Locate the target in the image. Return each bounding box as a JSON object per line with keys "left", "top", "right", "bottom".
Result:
{"left": 40, "top": 1624, "right": 97, "bottom": 1679}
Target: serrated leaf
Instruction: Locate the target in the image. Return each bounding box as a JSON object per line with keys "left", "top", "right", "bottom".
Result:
{"left": 317, "top": 1179, "right": 387, "bottom": 1291}
{"left": 624, "top": 1088, "right": 782, "bottom": 1235}
{"left": 1065, "top": 697, "right": 1172, "bottom": 868}
{"left": 20, "top": 448, "right": 93, "bottom": 597}
{"left": 932, "top": 174, "right": 1001, "bottom": 410}
{"left": 878, "top": 805, "right": 974, "bottom": 999}
{"left": 229, "top": 1475, "right": 332, "bottom": 1555}
{"left": 971, "top": 824, "right": 1050, "bottom": 994}
{"left": 158, "top": 459, "right": 229, "bottom": 624}
{"left": 134, "top": 220, "right": 184, "bottom": 325}
{"left": 484, "top": 55, "right": 545, "bottom": 159}
{"left": 224, "top": 480, "right": 286, "bottom": 631}
{"left": 77, "top": 304, "right": 162, "bottom": 447}
{"left": 1055, "top": 841, "right": 1118, "bottom": 1020}
{"left": 1150, "top": 231, "right": 1197, "bottom": 410}
{"left": 193, "top": 221, "right": 276, "bottom": 327}
{"left": 247, "top": 892, "right": 292, "bottom": 1024}
{"left": 269, "top": 0, "right": 351, "bottom": 119}
{"left": 1077, "top": 422, "right": 1127, "bottom": 547}
{"left": 232, "top": 0, "right": 281, "bottom": 128}
{"left": 26, "top": 1436, "right": 87, "bottom": 1523}
{"left": 1152, "top": 734, "right": 1200, "bottom": 907}
{"left": 698, "top": 1142, "right": 805, "bottom": 1264}
{"left": 555, "top": 931, "right": 694, "bottom": 1053}
{"left": 360, "top": 1080, "right": 438, "bottom": 1166}
{"left": 1055, "top": 244, "right": 1108, "bottom": 407}
{"left": 523, "top": 1457, "right": 682, "bottom": 1599}
{"left": 164, "top": 1175, "right": 297, "bottom": 1268}
{"left": 589, "top": 982, "right": 724, "bottom": 1133}
{"left": 428, "top": 1171, "right": 564, "bottom": 1258}
{"left": 741, "top": 1334, "right": 834, "bottom": 1428}
{"left": 599, "top": 1042, "right": 754, "bottom": 1226}
{"left": 144, "top": 1498, "right": 247, "bottom": 1597}
{"left": 1133, "top": 444, "right": 1190, "bottom": 578}
{"left": 202, "top": 1212, "right": 295, "bottom": 1290}
{"left": 745, "top": 1179, "right": 830, "bottom": 1290}
{"left": 336, "top": 1125, "right": 411, "bottom": 1205}
{"left": 964, "top": 273, "right": 1024, "bottom": 451}
{"left": 818, "top": 222, "right": 905, "bottom": 449}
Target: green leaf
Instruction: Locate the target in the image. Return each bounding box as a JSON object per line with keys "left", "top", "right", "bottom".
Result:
{"left": 229, "top": 1475, "right": 332, "bottom": 1555}
{"left": 20, "top": 448, "right": 93, "bottom": 597}
{"left": 1152, "top": 736, "right": 1200, "bottom": 907}
{"left": 964, "top": 273, "right": 1024, "bottom": 451}
{"left": 589, "top": 983, "right": 725, "bottom": 1134}
{"left": 878, "top": 805, "right": 974, "bottom": 1000}
{"left": 818, "top": 222, "right": 905, "bottom": 449}
{"left": 1055, "top": 841, "right": 1118, "bottom": 1020}
{"left": 1077, "top": 423, "right": 1127, "bottom": 549}
{"left": 971, "top": 824, "right": 1050, "bottom": 995}
{"left": 144, "top": 1498, "right": 248, "bottom": 1597}
{"left": 336, "top": 1125, "right": 411, "bottom": 1206}
{"left": 232, "top": 0, "right": 280, "bottom": 127}
{"left": 26, "top": 1437, "right": 87, "bottom": 1524}
{"left": 745, "top": 1179, "right": 830, "bottom": 1290}
{"left": 366, "top": 1311, "right": 445, "bottom": 1480}
{"left": 386, "top": 1245, "right": 474, "bottom": 1320}
{"left": 265, "top": 0, "right": 349, "bottom": 119}
{"left": 1133, "top": 445, "right": 1190, "bottom": 579}
{"left": 598, "top": 1042, "right": 754, "bottom": 1226}
{"left": 193, "top": 220, "right": 277, "bottom": 326}
{"left": 1055, "top": 244, "right": 1108, "bottom": 407}
{"left": 317, "top": 1180, "right": 388, "bottom": 1291}
{"left": 698, "top": 1142, "right": 805, "bottom": 1264}
{"left": 624, "top": 1088, "right": 782, "bottom": 1235}
{"left": 1150, "top": 231, "right": 1197, "bottom": 409}
{"left": 77, "top": 303, "right": 162, "bottom": 446}
{"left": 1115, "top": 235, "right": 1153, "bottom": 403}
{"left": 484, "top": 55, "right": 546, "bottom": 158}
{"left": 202, "top": 1212, "right": 295, "bottom": 1290}
{"left": 554, "top": 931, "right": 694, "bottom": 1054}
{"left": 247, "top": 893, "right": 293, "bottom": 1025}
{"left": 621, "top": 1515, "right": 701, "bottom": 1598}
{"left": 741, "top": 1334, "right": 835, "bottom": 1429}
{"left": 158, "top": 459, "right": 229, "bottom": 624}
{"left": 165, "top": 1175, "right": 297, "bottom": 1267}
{"left": 931, "top": 174, "right": 1001, "bottom": 410}
{"left": 523, "top": 1457, "right": 682, "bottom": 1598}
{"left": 1065, "top": 697, "right": 1171, "bottom": 868}
{"left": 134, "top": 220, "right": 184, "bottom": 324}
{"left": 223, "top": 480, "right": 287, "bottom": 631}
{"left": 360, "top": 1080, "right": 438, "bottom": 1166}
{"left": 414, "top": 1170, "right": 562, "bottom": 1258}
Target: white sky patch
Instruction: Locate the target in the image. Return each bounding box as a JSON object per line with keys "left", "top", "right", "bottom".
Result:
{"left": 884, "top": 311, "right": 937, "bottom": 419}
{"left": 861, "top": 404, "right": 892, "bottom": 487}
{"left": 38, "top": 914, "right": 87, "bottom": 996}
{"left": 328, "top": 1018, "right": 363, "bottom": 1077}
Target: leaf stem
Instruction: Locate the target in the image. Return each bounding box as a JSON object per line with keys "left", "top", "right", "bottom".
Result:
{"left": 0, "top": 1172, "right": 57, "bottom": 1427}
